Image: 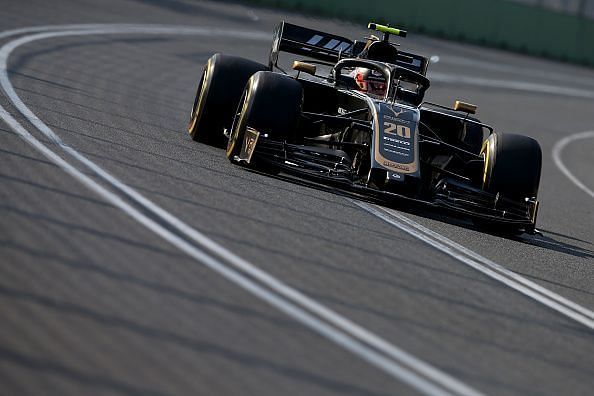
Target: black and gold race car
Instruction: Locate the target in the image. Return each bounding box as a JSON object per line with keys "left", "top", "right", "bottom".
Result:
{"left": 187, "top": 21, "right": 542, "bottom": 234}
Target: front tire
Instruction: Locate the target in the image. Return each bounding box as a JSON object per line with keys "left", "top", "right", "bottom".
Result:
{"left": 226, "top": 71, "right": 303, "bottom": 162}
{"left": 482, "top": 132, "right": 542, "bottom": 200}
{"left": 188, "top": 53, "right": 267, "bottom": 147}
{"left": 476, "top": 132, "right": 542, "bottom": 234}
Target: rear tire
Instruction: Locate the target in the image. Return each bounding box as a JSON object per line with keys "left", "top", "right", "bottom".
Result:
{"left": 188, "top": 53, "right": 267, "bottom": 147}
{"left": 226, "top": 71, "right": 303, "bottom": 163}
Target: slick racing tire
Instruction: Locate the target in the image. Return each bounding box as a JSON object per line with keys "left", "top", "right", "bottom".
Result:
{"left": 226, "top": 71, "right": 303, "bottom": 163}
{"left": 475, "top": 132, "right": 542, "bottom": 234}
{"left": 188, "top": 53, "right": 267, "bottom": 148}
{"left": 481, "top": 132, "right": 542, "bottom": 200}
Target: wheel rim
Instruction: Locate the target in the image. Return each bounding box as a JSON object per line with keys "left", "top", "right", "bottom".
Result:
{"left": 226, "top": 82, "right": 251, "bottom": 159}
{"left": 188, "top": 61, "right": 210, "bottom": 136}
{"left": 226, "top": 93, "right": 245, "bottom": 158}
{"left": 480, "top": 137, "right": 492, "bottom": 188}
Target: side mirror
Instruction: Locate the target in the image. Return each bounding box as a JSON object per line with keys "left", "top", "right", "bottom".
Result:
{"left": 292, "top": 61, "right": 317, "bottom": 76}
{"left": 454, "top": 100, "right": 477, "bottom": 114}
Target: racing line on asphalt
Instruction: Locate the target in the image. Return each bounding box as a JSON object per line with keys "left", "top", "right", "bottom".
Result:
{"left": 552, "top": 131, "right": 594, "bottom": 199}
{"left": 1, "top": 23, "right": 594, "bottom": 395}
{"left": 350, "top": 200, "right": 594, "bottom": 329}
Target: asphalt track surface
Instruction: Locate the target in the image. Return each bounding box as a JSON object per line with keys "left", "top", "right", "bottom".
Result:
{"left": 0, "top": 1, "right": 593, "bottom": 395}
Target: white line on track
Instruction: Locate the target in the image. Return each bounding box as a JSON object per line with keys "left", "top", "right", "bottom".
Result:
{"left": 0, "top": 24, "right": 482, "bottom": 396}
{"left": 350, "top": 201, "right": 594, "bottom": 329}
{"left": 552, "top": 131, "right": 594, "bottom": 199}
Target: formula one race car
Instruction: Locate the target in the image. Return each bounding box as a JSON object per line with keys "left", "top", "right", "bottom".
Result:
{"left": 187, "top": 21, "right": 542, "bottom": 234}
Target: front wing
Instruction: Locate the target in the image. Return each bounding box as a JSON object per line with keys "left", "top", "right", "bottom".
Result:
{"left": 232, "top": 137, "right": 539, "bottom": 233}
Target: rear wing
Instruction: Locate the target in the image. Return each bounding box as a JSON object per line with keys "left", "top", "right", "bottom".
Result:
{"left": 269, "top": 22, "right": 353, "bottom": 66}
{"left": 269, "top": 21, "right": 429, "bottom": 75}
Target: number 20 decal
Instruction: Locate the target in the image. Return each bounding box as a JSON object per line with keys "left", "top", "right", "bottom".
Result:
{"left": 384, "top": 122, "right": 411, "bottom": 138}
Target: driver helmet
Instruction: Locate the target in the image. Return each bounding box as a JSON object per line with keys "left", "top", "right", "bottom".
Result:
{"left": 353, "top": 67, "right": 387, "bottom": 98}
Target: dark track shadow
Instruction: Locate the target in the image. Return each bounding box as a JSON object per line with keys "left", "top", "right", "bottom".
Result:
{"left": 0, "top": 239, "right": 300, "bottom": 330}
{"left": 34, "top": 105, "right": 188, "bottom": 147}
{"left": 0, "top": 345, "right": 170, "bottom": 396}
{"left": 9, "top": 70, "right": 88, "bottom": 93}
{"left": 9, "top": 40, "right": 189, "bottom": 106}
{"left": 0, "top": 146, "right": 57, "bottom": 167}
{"left": 0, "top": 204, "right": 182, "bottom": 258}
{"left": 129, "top": 183, "right": 503, "bottom": 287}
{"left": 12, "top": 67, "right": 184, "bottom": 114}
{"left": 57, "top": 135, "right": 360, "bottom": 210}
{"left": 14, "top": 86, "right": 182, "bottom": 133}
{"left": 0, "top": 172, "right": 112, "bottom": 208}
{"left": 130, "top": 182, "right": 396, "bottom": 242}
{"left": 372, "top": 197, "right": 594, "bottom": 260}
{"left": 0, "top": 285, "right": 392, "bottom": 396}
{"left": 254, "top": 170, "right": 594, "bottom": 260}
{"left": 201, "top": 228, "right": 556, "bottom": 321}
{"left": 377, "top": 197, "right": 594, "bottom": 260}
{"left": 537, "top": 228, "right": 592, "bottom": 245}
{"left": 517, "top": 233, "right": 594, "bottom": 260}
{"left": 244, "top": 169, "right": 480, "bottom": 229}
{"left": 48, "top": 124, "right": 209, "bottom": 161}
{"left": 309, "top": 291, "right": 593, "bottom": 378}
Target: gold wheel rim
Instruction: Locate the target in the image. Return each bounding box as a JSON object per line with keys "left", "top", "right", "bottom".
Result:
{"left": 227, "top": 78, "right": 253, "bottom": 159}
{"left": 188, "top": 60, "right": 211, "bottom": 135}
{"left": 481, "top": 137, "right": 491, "bottom": 188}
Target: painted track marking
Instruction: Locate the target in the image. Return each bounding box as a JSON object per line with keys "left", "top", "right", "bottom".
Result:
{"left": 552, "top": 131, "right": 594, "bottom": 199}
{"left": 350, "top": 201, "right": 594, "bottom": 329}
{"left": 0, "top": 24, "right": 482, "bottom": 396}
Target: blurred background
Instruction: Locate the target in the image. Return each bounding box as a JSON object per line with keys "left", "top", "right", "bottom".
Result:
{"left": 513, "top": 0, "right": 594, "bottom": 17}
{"left": 242, "top": 0, "right": 594, "bottom": 66}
